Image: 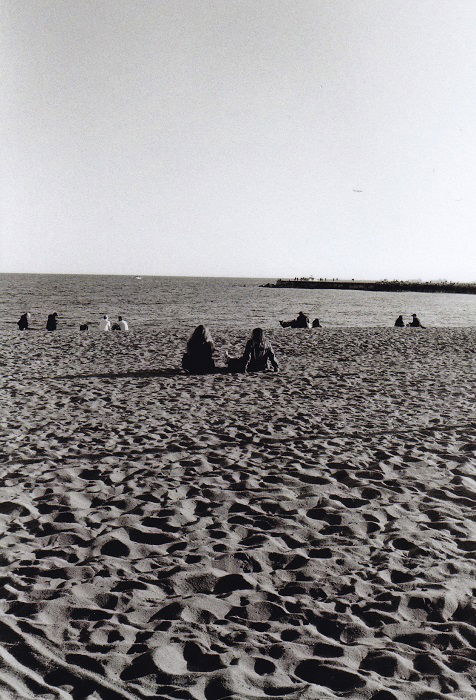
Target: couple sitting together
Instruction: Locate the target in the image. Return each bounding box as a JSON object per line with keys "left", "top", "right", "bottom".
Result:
{"left": 279, "top": 311, "right": 321, "bottom": 328}
{"left": 394, "top": 313, "right": 425, "bottom": 328}
{"left": 182, "top": 326, "right": 279, "bottom": 375}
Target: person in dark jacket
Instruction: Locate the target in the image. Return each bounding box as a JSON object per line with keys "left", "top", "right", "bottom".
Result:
{"left": 226, "top": 328, "right": 279, "bottom": 373}
{"left": 312, "top": 318, "right": 321, "bottom": 328}
{"left": 280, "top": 311, "right": 310, "bottom": 328}
{"left": 408, "top": 313, "right": 425, "bottom": 328}
{"left": 182, "top": 325, "right": 216, "bottom": 374}
{"left": 394, "top": 315, "right": 404, "bottom": 327}
{"left": 46, "top": 313, "right": 58, "bottom": 331}
{"left": 18, "top": 313, "right": 31, "bottom": 330}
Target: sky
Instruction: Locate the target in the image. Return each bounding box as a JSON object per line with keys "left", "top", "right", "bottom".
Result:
{"left": 2, "top": 0, "right": 476, "bottom": 280}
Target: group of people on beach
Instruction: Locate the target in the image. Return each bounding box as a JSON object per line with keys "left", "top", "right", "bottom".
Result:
{"left": 278, "top": 310, "right": 426, "bottom": 329}
{"left": 394, "top": 313, "right": 425, "bottom": 328}
{"left": 97, "top": 315, "right": 129, "bottom": 331}
{"left": 182, "top": 325, "right": 279, "bottom": 374}
{"left": 16, "top": 309, "right": 428, "bottom": 376}
{"left": 181, "top": 310, "right": 425, "bottom": 375}
{"left": 17, "top": 313, "right": 129, "bottom": 331}
{"left": 279, "top": 311, "right": 321, "bottom": 328}
{"left": 17, "top": 310, "right": 426, "bottom": 335}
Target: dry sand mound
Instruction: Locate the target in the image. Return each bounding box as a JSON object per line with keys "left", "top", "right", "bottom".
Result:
{"left": 1, "top": 327, "right": 475, "bottom": 698}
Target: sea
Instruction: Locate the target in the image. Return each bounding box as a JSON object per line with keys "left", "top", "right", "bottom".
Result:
{"left": 1, "top": 274, "right": 476, "bottom": 331}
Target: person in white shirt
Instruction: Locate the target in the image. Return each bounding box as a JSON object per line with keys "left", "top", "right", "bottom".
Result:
{"left": 118, "top": 315, "right": 129, "bottom": 331}
{"left": 99, "top": 315, "right": 111, "bottom": 331}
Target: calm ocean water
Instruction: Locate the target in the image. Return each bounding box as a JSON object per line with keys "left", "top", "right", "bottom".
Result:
{"left": 1, "top": 274, "right": 476, "bottom": 330}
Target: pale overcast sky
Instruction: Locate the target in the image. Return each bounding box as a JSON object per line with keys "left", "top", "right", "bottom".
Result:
{"left": 2, "top": 0, "right": 476, "bottom": 279}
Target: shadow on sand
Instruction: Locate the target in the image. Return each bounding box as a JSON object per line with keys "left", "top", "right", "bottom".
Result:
{"left": 44, "top": 367, "right": 237, "bottom": 381}
{"left": 45, "top": 369, "right": 184, "bottom": 380}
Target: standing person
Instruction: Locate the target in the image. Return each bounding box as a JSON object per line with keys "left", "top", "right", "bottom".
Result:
{"left": 394, "top": 315, "right": 405, "bottom": 327}
{"left": 118, "top": 315, "right": 129, "bottom": 331}
{"left": 46, "top": 313, "right": 58, "bottom": 331}
{"left": 408, "top": 313, "right": 425, "bottom": 328}
{"left": 18, "top": 313, "right": 31, "bottom": 330}
{"left": 182, "top": 325, "right": 216, "bottom": 374}
{"left": 99, "top": 315, "right": 112, "bottom": 331}
{"left": 226, "top": 328, "right": 279, "bottom": 373}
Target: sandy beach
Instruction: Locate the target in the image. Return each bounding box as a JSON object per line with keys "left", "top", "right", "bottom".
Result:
{"left": 1, "top": 327, "right": 475, "bottom": 699}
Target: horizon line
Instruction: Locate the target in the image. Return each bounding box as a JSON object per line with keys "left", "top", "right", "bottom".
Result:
{"left": 1, "top": 271, "right": 476, "bottom": 284}
{"left": 0, "top": 271, "right": 275, "bottom": 279}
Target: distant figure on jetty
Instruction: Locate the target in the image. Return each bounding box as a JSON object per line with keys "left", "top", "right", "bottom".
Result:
{"left": 182, "top": 325, "right": 216, "bottom": 374}
{"left": 408, "top": 313, "right": 426, "bottom": 328}
{"left": 280, "top": 311, "right": 311, "bottom": 328}
{"left": 99, "top": 315, "right": 112, "bottom": 331}
{"left": 46, "top": 313, "right": 58, "bottom": 331}
{"left": 394, "top": 315, "right": 405, "bottom": 327}
{"left": 17, "top": 313, "right": 31, "bottom": 330}
{"left": 312, "top": 318, "right": 321, "bottom": 328}
{"left": 226, "top": 328, "right": 279, "bottom": 373}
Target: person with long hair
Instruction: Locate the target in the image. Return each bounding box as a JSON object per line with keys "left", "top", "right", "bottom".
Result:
{"left": 182, "top": 325, "right": 216, "bottom": 374}
{"left": 46, "top": 313, "right": 58, "bottom": 331}
{"left": 227, "top": 328, "right": 279, "bottom": 373}
{"left": 18, "top": 312, "right": 31, "bottom": 330}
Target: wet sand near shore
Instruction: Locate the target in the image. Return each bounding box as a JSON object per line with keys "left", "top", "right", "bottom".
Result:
{"left": 1, "top": 328, "right": 476, "bottom": 699}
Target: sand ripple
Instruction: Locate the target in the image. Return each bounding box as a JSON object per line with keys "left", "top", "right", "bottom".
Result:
{"left": 1, "top": 328, "right": 475, "bottom": 698}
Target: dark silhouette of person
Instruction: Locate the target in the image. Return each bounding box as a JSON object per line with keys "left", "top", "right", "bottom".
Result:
{"left": 408, "top": 313, "right": 425, "bottom": 328}
{"left": 18, "top": 313, "right": 31, "bottom": 330}
{"left": 312, "top": 318, "right": 321, "bottom": 328}
{"left": 182, "top": 325, "right": 216, "bottom": 374}
{"left": 46, "top": 313, "right": 58, "bottom": 331}
{"left": 394, "top": 315, "right": 404, "bottom": 327}
{"left": 280, "top": 311, "right": 310, "bottom": 328}
{"left": 226, "top": 328, "right": 279, "bottom": 373}
{"left": 79, "top": 324, "right": 89, "bottom": 331}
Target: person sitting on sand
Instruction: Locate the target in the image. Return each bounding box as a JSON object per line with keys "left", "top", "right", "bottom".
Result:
{"left": 182, "top": 325, "right": 216, "bottom": 374}
{"left": 99, "top": 315, "right": 112, "bottom": 331}
{"left": 18, "top": 312, "right": 31, "bottom": 330}
{"left": 46, "top": 313, "right": 58, "bottom": 331}
{"left": 394, "top": 315, "right": 405, "bottom": 327}
{"left": 280, "top": 311, "right": 311, "bottom": 328}
{"left": 408, "top": 313, "right": 425, "bottom": 328}
{"left": 112, "top": 315, "right": 128, "bottom": 331}
{"left": 312, "top": 318, "right": 321, "bottom": 328}
{"left": 226, "top": 328, "right": 279, "bottom": 373}
{"left": 118, "top": 315, "right": 129, "bottom": 331}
